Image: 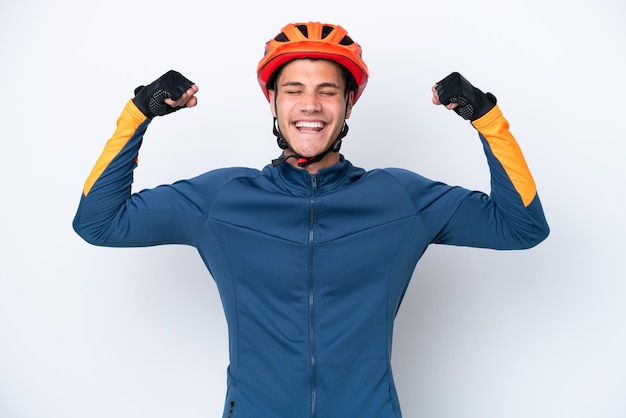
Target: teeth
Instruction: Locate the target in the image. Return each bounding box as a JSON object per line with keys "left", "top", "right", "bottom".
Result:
{"left": 295, "top": 121, "right": 324, "bottom": 129}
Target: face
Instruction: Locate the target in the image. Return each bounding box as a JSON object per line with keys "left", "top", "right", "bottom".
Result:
{"left": 269, "top": 59, "right": 354, "bottom": 172}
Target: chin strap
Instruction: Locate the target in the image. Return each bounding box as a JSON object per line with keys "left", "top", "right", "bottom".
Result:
{"left": 271, "top": 117, "right": 349, "bottom": 167}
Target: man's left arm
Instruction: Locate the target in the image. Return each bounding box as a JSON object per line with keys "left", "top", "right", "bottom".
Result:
{"left": 432, "top": 72, "right": 550, "bottom": 249}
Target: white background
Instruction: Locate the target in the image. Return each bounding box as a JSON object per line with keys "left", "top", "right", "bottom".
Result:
{"left": 1, "top": 0, "right": 625, "bottom": 417}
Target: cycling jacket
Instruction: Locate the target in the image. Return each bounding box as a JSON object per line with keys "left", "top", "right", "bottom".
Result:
{"left": 73, "top": 99, "right": 549, "bottom": 418}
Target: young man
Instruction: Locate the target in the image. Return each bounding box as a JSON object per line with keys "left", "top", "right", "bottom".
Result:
{"left": 73, "top": 22, "right": 549, "bottom": 418}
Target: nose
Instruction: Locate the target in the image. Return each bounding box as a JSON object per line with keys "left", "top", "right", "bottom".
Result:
{"left": 300, "top": 91, "right": 321, "bottom": 113}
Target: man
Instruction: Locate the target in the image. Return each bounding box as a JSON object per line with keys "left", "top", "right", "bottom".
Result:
{"left": 73, "top": 22, "right": 549, "bottom": 418}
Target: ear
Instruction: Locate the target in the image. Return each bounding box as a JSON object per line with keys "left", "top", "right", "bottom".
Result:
{"left": 345, "top": 90, "right": 355, "bottom": 119}
{"left": 268, "top": 89, "right": 277, "bottom": 118}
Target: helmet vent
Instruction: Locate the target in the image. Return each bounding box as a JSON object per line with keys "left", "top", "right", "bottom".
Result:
{"left": 296, "top": 24, "right": 308, "bottom": 37}
{"left": 339, "top": 35, "right": 354, "bottom": 46}
{"left": 274, "top": 33, "right": 289, "bottom": 42}
{"left": 321, "top": 25, "right": 334, "bottom": 39}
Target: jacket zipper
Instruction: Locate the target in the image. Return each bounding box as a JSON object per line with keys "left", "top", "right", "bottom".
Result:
{"left": 308, "top": 174, "right": 318, "bottom": 418}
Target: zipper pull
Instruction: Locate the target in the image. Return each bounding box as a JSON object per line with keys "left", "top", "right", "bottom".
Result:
{"left": 311, "top": 175, "right": 318, "bottom": 191}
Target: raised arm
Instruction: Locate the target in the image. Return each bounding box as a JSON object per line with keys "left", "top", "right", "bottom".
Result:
{"left": 427, "top": 72, "right": 549, "bottom": 249}
{"left": 72, "top": 70, "right": 203, "bottom": 247}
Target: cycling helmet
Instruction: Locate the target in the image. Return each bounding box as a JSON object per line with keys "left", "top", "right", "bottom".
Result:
{"left": 257, "top": 22, "right": 369, "bottom": 103}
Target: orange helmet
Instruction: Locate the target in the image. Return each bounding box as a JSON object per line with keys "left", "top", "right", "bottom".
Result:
{"left": 257, "top": 22, "right": 369, "bottom": 104}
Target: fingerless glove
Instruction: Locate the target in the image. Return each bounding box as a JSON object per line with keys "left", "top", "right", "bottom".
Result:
{"left": 132, "top": 70, "right": 194, "bottom": 118}
{"left": 436, "top": 72, "right": 496, "bottom": 121}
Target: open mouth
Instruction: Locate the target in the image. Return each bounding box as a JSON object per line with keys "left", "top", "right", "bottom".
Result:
{"left": 295, "top": 121, "right": 325, "bottom": 132}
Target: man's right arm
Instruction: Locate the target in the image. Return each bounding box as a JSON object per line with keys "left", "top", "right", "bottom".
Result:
{"left": 72, "top": 99, "right": 150, "bottom": 245}
{"left": 72, "top": 71, "right": 200, "bottom": 246}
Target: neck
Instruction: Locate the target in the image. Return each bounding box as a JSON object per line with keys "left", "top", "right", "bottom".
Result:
{"left": 283, "top": 150, "right": 341, "bottom": 174}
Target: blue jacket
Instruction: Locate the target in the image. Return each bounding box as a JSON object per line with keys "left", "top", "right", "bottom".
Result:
{"left": 73, "top": 100, "right": 549, "bottom": 417}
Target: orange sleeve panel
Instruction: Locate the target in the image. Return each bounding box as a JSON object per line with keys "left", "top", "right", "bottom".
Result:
{"left": 471, "top": 105, "right": 537, "bottom": 207}
{"left": 83, "top": 100, "right": 148, "bottom": 196}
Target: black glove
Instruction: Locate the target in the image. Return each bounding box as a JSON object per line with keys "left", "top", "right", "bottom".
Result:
{"left": 132, "top": 70, "right": 194, "bottom": 118}
{"left": 435, "top": 72, "right": 497, "bottom": 121}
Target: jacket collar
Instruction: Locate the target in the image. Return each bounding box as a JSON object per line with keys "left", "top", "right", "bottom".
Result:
{"left": 268, "top": 155, "right": 353, "bottom": 195}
